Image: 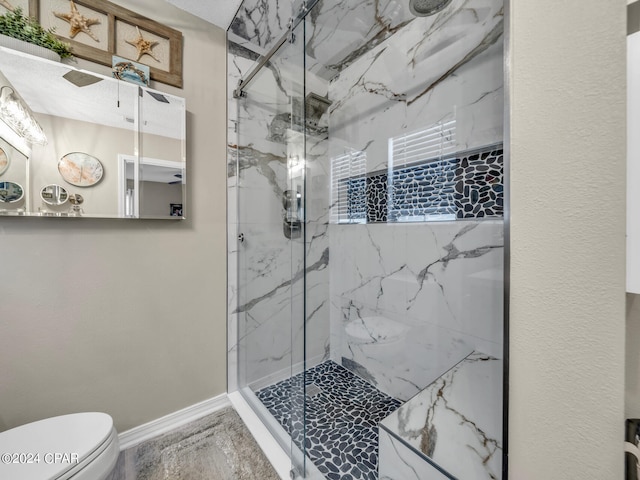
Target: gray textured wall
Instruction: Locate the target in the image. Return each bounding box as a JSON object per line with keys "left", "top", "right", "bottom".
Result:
{"left": 0, "top": 0, "right": 227, "bottom": 433}
{"left": 509, "top": 0, "right": 626, "bottom": 478}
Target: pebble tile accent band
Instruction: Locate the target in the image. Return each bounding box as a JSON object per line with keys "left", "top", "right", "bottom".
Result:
{"left": 339, "top": 145, "right": 503, "bottom": 223}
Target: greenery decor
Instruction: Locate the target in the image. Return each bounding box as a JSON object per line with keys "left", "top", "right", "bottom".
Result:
{"left": 0, "top": 7, "right": 72, "bottom": 59}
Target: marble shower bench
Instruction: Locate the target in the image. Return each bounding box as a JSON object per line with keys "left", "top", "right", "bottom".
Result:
{"left": 379, "top": 352, "right": 503, "bottom": 479}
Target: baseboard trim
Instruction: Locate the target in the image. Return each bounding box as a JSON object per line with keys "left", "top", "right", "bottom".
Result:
{"left": 118, "top": 393, "right": 230, "bottom": 450}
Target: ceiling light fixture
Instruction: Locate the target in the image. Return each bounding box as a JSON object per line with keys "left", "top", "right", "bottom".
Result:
{"left": 0, "top": 85, "right": 47, "bottom": 145}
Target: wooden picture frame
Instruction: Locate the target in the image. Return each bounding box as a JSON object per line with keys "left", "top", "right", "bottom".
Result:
{"left": 31, "top": 0, "right": 182, "bottom": 88}
{"left": 0, "top": 0, "right": 38, "bottom": 16}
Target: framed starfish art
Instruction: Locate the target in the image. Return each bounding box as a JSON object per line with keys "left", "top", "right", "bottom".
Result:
{"left": 29, "top": 0, "right": 183, "bottom": 87}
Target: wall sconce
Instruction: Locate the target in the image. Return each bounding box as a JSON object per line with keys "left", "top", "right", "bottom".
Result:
{"left": 0, "top": 85, "right": 47, "bottom": 145}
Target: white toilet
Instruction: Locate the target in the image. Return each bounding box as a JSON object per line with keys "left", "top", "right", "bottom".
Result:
{"left": 0, "top": 412, "right": 119, "bottom": 480}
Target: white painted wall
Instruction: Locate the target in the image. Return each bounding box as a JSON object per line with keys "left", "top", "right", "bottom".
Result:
{"left": 0, "top": 0, "right": 227, "bottom": 433}
{"left": 509, "top": 1, "right": 627, "bottom": 479}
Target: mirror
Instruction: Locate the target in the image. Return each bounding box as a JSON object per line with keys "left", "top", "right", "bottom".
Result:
{"left": 0, "top": 181, "right": 24, "bottom": 203}
{"left": 0, "top": 46, "right": 186, "bottom": 219}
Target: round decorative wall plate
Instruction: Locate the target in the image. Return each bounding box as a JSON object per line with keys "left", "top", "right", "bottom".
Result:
{"left": 0, "top": 181, "right": 24, "bottom": 203}
{"left": 58, "top": 152, "right": 104, "bottom": 187}
{"left": 0, "top": 147, "right": 9, "bottom": 176}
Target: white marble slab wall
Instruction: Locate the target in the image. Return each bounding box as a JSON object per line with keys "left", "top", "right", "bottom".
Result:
{"left": 330, "top": 221, "right": 503, "bottom": 401}
{"left": 229, "top": 0, "right": 295, "bottom": 52}
{"left": 227, "top": 26, "right": 331, "bottom": 390}
{"left": 327, "top": 0, "right": 504, "bottom": 173}
{"left": 381, "top": 352, "right": 503, "bottom": 479}
{"left": 228, "top": 0, "right": 504, "bottom": 399}
{"left": 379, "top": 428, "right": 451, "bottom": 480}
{"left": 228, "top": 39, "right": 260, "bottom": 393}
{"left": 230, "top": 0, "right": 418, "bottom": 81}
{"left": 327, "top": 0, "right": 505, "bottom": 402}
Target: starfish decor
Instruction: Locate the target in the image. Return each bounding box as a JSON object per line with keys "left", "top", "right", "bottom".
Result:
{"left": 54, "top": 0, "right": 100, "bottom": 42}
{"left": 125, "top": 26, "right": 159, "bottom": 62}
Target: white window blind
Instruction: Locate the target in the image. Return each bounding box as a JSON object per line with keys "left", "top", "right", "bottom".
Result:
{"left": 389, "top": 120, "right": 457, "bottom": 169}
{"left": 388, "top": 121, "right": 457, "bottom": 221}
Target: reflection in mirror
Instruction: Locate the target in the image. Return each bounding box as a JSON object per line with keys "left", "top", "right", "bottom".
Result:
{"left": 0, "top": 135, "right": 28, "bottom": 214}
{"left": 69, "top": 193, "right": 84, "bottom": 216}
{"left": 0, "top": 181, "right": 24, "bottom": 203}
{"left": 119, "top": 155, "right": 184, "bottom": 218}
{"left": 58, "top": 152, "right": 104, "bottom": 187}
{"left": 0, "top": 146, "right": 9, "bottom": 175}
{"left": 0, "top": 46, "right": 186, "bottom": 219}
{"left": 139, "top": 89, "right": 186, "bottom": 219}
{"left": 40, "top": 184, "right": 69, "bottom": 205}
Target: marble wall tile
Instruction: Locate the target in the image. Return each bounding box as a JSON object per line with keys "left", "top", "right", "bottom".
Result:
{"left": 327, "top": 0, "right": 504, "bottom": 174}
{"left": 228, "top": 30, "right": 331, "bottom": 389}
{"left": 381, "top": 352, "right": 503, "bottom": 480}
{"left": 305, "top": 0, "right": 416, "bottom": 80}
{"left": 228, "top": 0, "right": 504, "bottom": 421}
{"left": 230, "top": 0, "right": 417, "bottom": 80}
{"left": 338, "top": 302, "right": 475, "bottom": 401}
{"left": 229, "top": 0, "right": 295, "bottom": 52}
{"left": 329, "top": 221, "right": 502, "bottom": 401}
{"left": 379, "top": 428, "right": 451, "bottom": 480}
{"left": 324, "top": 0, "right": 504, "bottom": 403}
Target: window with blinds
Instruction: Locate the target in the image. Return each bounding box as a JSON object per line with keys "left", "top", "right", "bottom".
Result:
{"left": 327, "top": 122, "right": 507, "bottom": 225}
{"left": 388, "top": 121, "right": 457, "bottom": 221}
{"left": 389, "top": 120, "right": 457, "bottom": 169}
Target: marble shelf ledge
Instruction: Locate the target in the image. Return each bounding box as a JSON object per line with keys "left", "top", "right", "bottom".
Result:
{"left": 379, "top": 352, "right": 503, "bottom": 479}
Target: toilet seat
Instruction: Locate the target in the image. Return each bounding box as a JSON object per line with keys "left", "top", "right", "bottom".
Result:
{"left": 0, "top": 412, "right": 119, "bottom": 480}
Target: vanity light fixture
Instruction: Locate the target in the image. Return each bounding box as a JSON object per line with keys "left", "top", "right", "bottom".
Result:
{"left": 0, "top": 85, "right": 47, "bottom": 145}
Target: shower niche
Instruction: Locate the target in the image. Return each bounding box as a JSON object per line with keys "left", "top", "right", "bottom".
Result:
{"left": 228, "top": 0, "right": 506, "bottom": 478}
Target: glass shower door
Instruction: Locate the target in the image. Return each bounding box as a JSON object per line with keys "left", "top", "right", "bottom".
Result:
{"left": 235, "top": 20, "right": 307, "bottom": 477}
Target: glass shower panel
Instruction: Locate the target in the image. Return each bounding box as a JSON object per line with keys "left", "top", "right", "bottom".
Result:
{"left": 235, "top": 19, "right": 307, "bottom": 476}
{"left": 305, "top": 0, "right": 505, "bottom": 478}
{"left": 231, "top": 0, "right": 505, "bottom": 477}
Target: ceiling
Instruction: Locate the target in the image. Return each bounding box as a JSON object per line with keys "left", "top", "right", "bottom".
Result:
{"left": 165, "top": 0, "right": 242, "bottom": 30}
{"left": 0, "top": 47, "right": 185, "bottom": 140}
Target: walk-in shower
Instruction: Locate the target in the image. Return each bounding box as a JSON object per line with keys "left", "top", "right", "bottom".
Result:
{"left": 227, "top": 0, "right": 506, "bottom": 478}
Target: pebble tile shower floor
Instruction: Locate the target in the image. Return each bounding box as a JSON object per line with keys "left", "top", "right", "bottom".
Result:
{"left": 256, "top": 361, "right": 401, "bottom": 480}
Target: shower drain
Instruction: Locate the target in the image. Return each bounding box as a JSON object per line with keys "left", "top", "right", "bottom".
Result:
{"left": 305, "top": 384, "right": 322, "bottom": 397}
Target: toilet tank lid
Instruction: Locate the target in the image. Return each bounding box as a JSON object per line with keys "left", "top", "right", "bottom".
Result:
{"left": 0, "top": 412, "right": 115, "bottom": 480}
